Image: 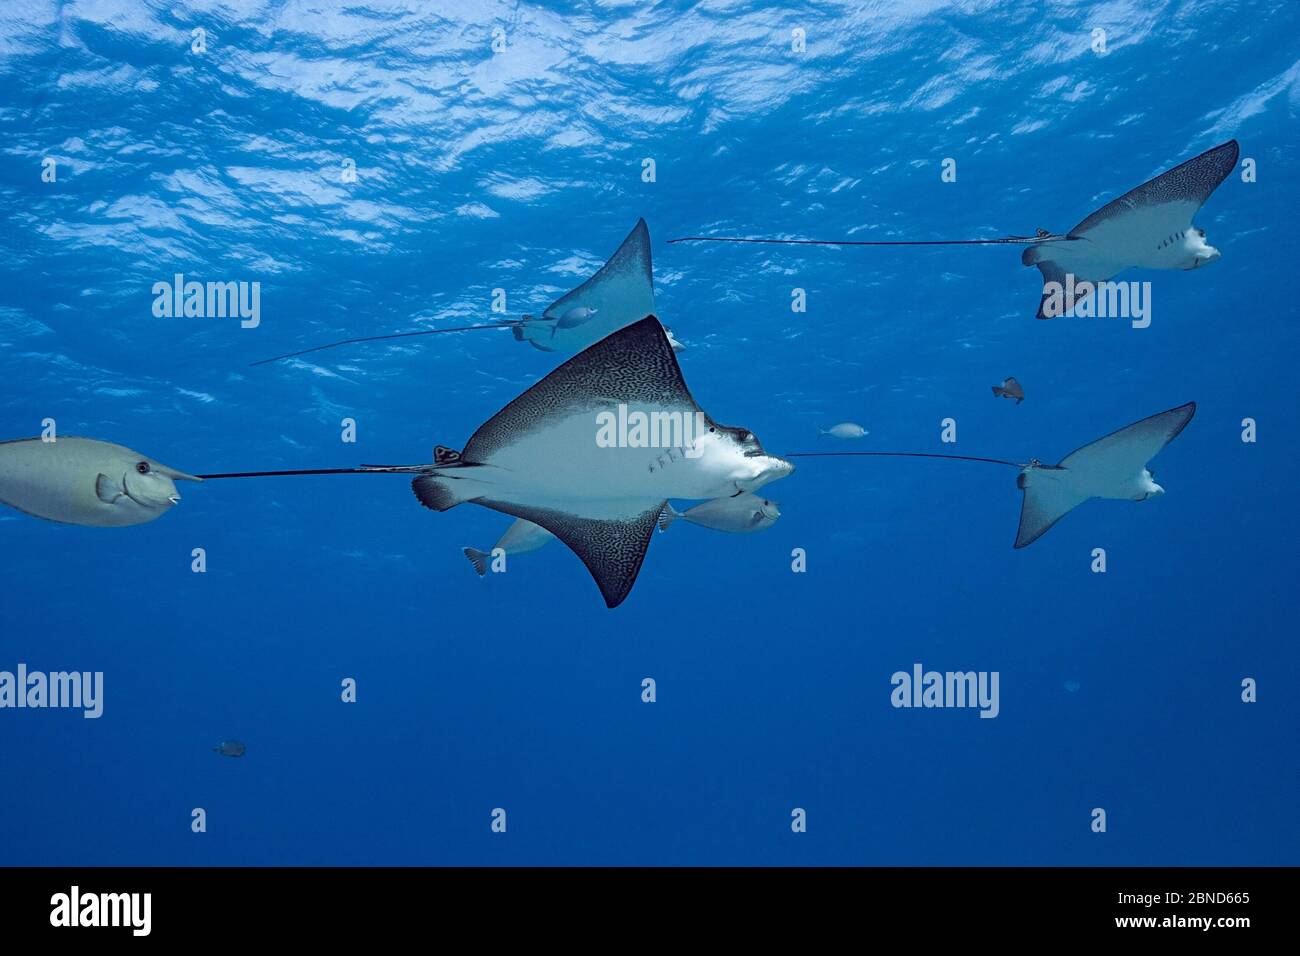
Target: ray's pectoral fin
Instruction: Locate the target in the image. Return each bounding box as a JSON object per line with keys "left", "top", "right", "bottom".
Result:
{"left": 412, "top": 472, "right": 482, "bottom": 512}
{"left": 1025, "top": 254, "right": 1095, "bottom": 320}
{"left": 480, "top": 500, "right": 664, "bottom": 609}
{"left": 411, "top": 446, "right": 485, "bottom": 511}
{"left": 1058, "top": 402, "right": 1196, "bottom": 474}
{"left": 94, "top": 474, "right": 124, "bottom": 504}
{"left": 1014, "top": 470, "right": 1089, "bottom": 549}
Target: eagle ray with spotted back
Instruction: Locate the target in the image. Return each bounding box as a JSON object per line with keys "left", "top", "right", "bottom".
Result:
{"left": 1023, "top": 141, "right": 1238, "bottom": 318}
{"left": 413, "top": 316, "right": 793, "bottom": 607}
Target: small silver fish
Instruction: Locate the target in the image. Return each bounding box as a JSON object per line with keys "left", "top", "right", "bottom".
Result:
{"left": 819, "top": 422, "right": 868, "bottom": 439}
{"left": 658, "top": 493, "right": 781, "bottom": 534}
{"left": 213, "top": 740, "right": 246, "bottom": 758}
{"left": 549, "top": 306, "right": 598, "bottom": 338}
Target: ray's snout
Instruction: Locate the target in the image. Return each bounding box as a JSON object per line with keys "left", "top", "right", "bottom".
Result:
{"left": 768, "top": 457, "right": 795, "bottom": 480}
{"left": 752, "top": 455, "right": 795, "bottom": 488}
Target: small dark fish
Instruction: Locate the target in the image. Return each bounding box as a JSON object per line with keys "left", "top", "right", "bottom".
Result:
{"left": 992, "top": 377, "right": 1024, "bottom": 404}
{"left": 213, "top": 740, "right": 246, "bottom": 758}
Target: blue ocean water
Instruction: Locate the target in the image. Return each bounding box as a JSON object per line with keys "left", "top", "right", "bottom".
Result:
{"left": 0, "top": 0, "right": 1296, "bottom": 866}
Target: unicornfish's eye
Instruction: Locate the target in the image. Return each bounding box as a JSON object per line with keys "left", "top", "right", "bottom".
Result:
{"left": 136, "top": 461, "right": 150, "bottom": 474}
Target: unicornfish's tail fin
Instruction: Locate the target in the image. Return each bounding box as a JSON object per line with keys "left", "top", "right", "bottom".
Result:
{"left": 658, "top": 503, "right": 682, "bottom": 533}
{"left": 462, "top": 547, "right": 490, "bottom": 577}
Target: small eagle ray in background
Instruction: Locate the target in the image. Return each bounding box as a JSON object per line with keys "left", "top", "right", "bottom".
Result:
{"left": 669, "top": 141, "right": 1239, "bottom": 319}
{"left": 252, "top": 218, "right": 659, "bottom": 366}
{"left": 785, "top": 402, "right": 1195, "bottom": 549}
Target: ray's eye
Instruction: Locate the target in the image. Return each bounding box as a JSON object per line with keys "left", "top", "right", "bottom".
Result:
{"left": 136, "top": 461, "right": 150, "bottom": 474}
{"left": 1196, "top": 228, "right": 1206, "bottom": 238}
{"left": 708, "top": 426, "right": 716, "bottom": 433}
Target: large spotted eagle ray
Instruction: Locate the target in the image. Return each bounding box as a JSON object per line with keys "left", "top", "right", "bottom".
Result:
{"left": 408, "top": 316, "right": 793, "bottom": 607}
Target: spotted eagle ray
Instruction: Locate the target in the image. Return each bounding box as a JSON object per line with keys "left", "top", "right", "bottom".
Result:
{"left": 252, "top": 219, "right": 656, "bottom": 366}
{"left": 408, "top": 315, "right": 794, "bottom": 607}
{"left": 786, "top": 402, "right": 1195, "bottom": 548}
{"left": 514, "top": 218, "right": 655, "bottom": 353}
{"left": 1022, "top": 142, "right": 1237, "bottom": 318}
{"left": 669, "top": 141, "right": 1238, "bottom": 319}
{"left": 1009, "top": 402, "right": 1195, "bottom": 546}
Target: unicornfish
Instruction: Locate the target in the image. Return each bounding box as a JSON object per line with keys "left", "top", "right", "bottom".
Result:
{"left": 658, "top": 493, "right": 781, "bottom": 534}
{"left": 0, "top": 437, "right": 201, "bottom": 527}
{"left": 463, "top": 518, "right": 556, "bottom": 577}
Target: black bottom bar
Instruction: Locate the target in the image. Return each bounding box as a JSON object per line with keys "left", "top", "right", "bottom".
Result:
{"left": 0, "top": 866, "right": 1280, "bottom": 940}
